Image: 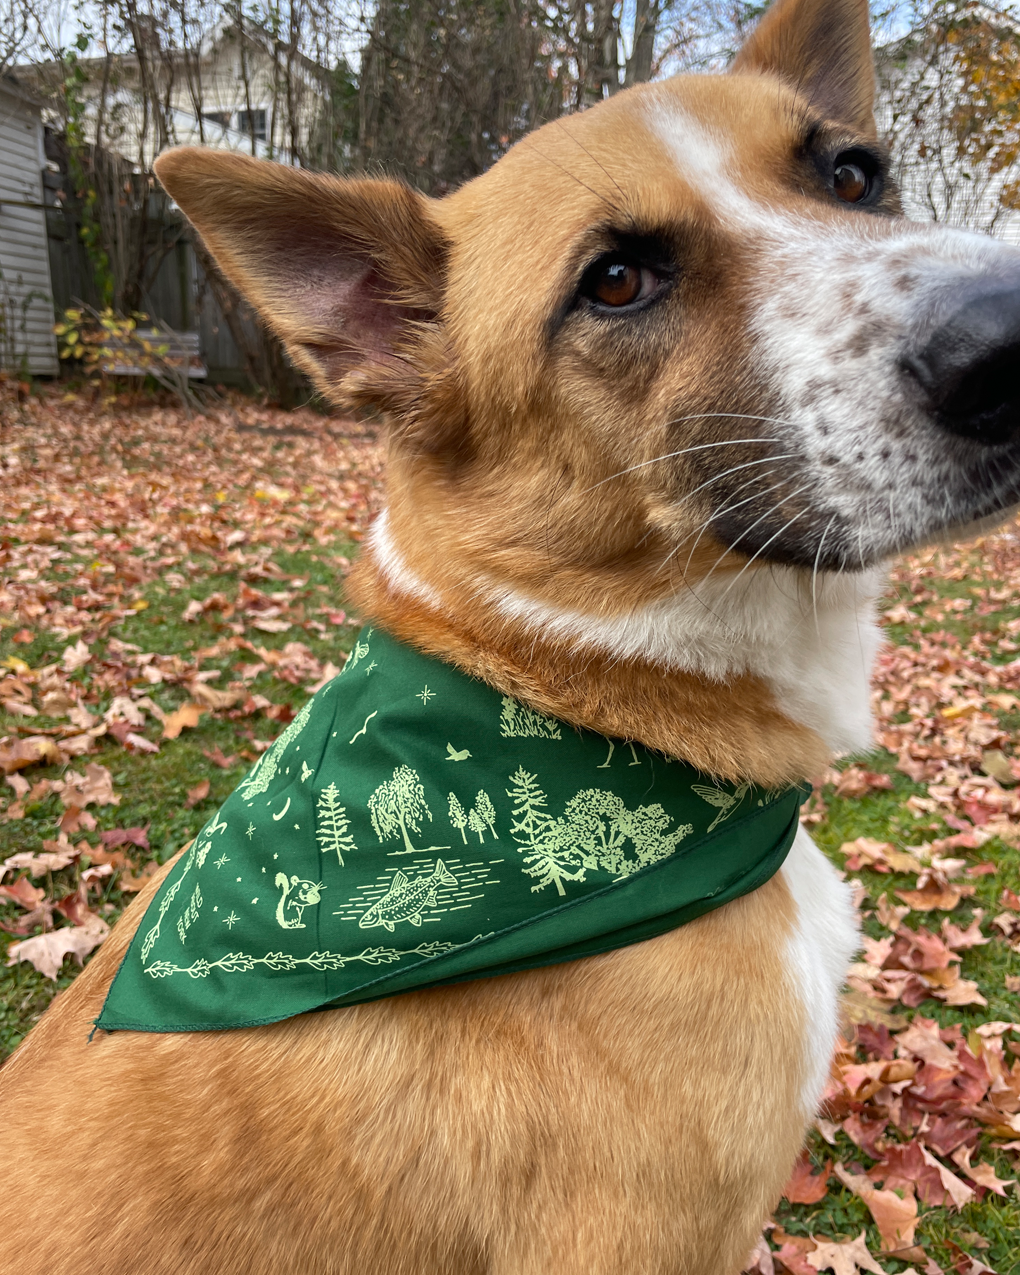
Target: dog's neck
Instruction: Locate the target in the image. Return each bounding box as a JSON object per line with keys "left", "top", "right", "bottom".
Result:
{"left": 348, "top": 508, "right": 881, "bottom": 788}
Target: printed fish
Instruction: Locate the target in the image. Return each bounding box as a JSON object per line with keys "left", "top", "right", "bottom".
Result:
{"left": 358, "top": 860, "right": 458, "bottom": 932}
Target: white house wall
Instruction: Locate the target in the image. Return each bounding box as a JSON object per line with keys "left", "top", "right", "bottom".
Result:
{"left": 0, "top": 83, "right": 58, "bottom": 376}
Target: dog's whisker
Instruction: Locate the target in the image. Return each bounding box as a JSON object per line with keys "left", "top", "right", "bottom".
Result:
{"left": 660, "top": 411, "right": 802, "bottom": 431}
{"left": 811, "top": 513, "right": 838, "bottom": 640}
{"left": 578, "top": 443, "right": 785, "bottom": 492}
{"left": 676, "top": 472, "right": 787, "bottom": 579}
{"left": 696, "top": 482, "right": 815, "bottom": 592}
{"left": 552, "top": 117, "right": 627, "bottom": 200}
{"left": 522, "top": 140, "right": 622, "bottom": 213}
{"left": 714, "top": 502, "right": 815, "bottom": 604}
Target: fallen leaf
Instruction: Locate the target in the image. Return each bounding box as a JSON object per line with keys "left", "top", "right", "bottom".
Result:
{"left": 119, "top": 860, "right": 160, "bottom": 892}
{"left": 56, "top": 763, "right": 120, "bottom": 808}
{"left": 807, "top": 1231, "right": 885, "bottom": 1275}
{"left": 950, "top": 1146, "right": 1015, "bottom": 1195}
{"left": 185, "top": 778, "right": 210, "bottom": 808}
{"left": 897, "top": 868, "right": 976, "bottom": 912}
{"left": 6, "top": 914, "right": 108, "bottom": 979}
{"left": 161, "top": 701, "right": 205, "bottom": 739}
{"left": 101, "top": 826, "right": 150, "bottom": 851}
{"left": 841, "top": 837, "right": 923, "bottom": 874}
{"left": 1, "top": 847, "right": 78, "bottom": 877}
{"left": 59, "top": 803, "right": 96, "bottom": 834}
{"left": 919, "top": 1145, "right": 976, "bottom": 1209}
{"left": 203, "top": 745, "right": 239, "bottom": 768}
{"left": 835, "top": 768, "right": 895, "bottom": 798}
{"left": 61, "top": 639, "right": 92, "bottom": 671}
{"left": 0, "top": 876, "right": 45, "bottom": 910}
{"left": 834, "top": 1164, "right": 918, "bottom": 1250}
{"left": 2, "top": 697, "right": 37, "bottom": 717}
{"left": 783, "top": 1153, "right": 832, "bottom": 1204}
{"left": 876, "top": 895, "right": 912, "bottom": 930}
{"left": 0, "top": 735, "right": 65, "bottom": 774}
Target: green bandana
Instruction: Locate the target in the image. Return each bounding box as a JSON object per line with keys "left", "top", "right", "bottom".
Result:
{"left": 97, "top": 628, "right": 807, "bottom": 1033}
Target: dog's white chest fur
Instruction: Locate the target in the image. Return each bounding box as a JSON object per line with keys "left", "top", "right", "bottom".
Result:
{"left": 781, "top": 826, "right": 859, "bottom": 1115}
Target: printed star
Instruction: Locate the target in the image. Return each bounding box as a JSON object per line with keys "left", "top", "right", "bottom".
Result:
{"left": 246, "top": 823, "right": 255, "bottom": 839}
{"left": 251, "top": 898, "right": 258, "bottom": 905}
{"left": 214, "top": 854, "right": 230, "bottom": 869}
{"left": 236, "top": 877, "right": 242, "bottom": 882}
{"left": 222, "top": 911, "right": 239, "bottom": 929}
{"left": 294, "top": 823, "right": 300, "bottom": 830}
{"left": 364, "top": 661, "right": 378, "bottom": 676}
{"left": 417, "top": 685, "right": 435, "bottom": 705}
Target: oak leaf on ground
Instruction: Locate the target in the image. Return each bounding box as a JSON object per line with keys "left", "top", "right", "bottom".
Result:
{"left": 807, "top": 1232, "right": 885, "bottom": 1275}
{"left": 6, "top": 914, "right": 109, "bottom": 979}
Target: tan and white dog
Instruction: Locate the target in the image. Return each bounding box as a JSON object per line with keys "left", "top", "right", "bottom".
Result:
{"left": 4, "top": 0, "right": 1020, "bottom": 1269}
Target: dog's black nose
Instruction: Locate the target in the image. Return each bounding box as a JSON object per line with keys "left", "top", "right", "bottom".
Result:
{"left": 903, "top": 283, "right": 1020, "bottom": 445}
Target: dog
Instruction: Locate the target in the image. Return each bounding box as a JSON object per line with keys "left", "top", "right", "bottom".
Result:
{"left": 4, "top": 0, "right": 1020, "bottom": 1269}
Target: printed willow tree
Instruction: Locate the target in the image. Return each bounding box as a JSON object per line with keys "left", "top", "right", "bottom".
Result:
{"left": 316, "top": 782, "right": 357, "bottom": 865}
{"left": 369, "top": 765, "right": 433, "bottom": 854}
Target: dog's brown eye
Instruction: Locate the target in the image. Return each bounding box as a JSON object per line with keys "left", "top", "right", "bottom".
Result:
{"left": 833, "top": 156, "right": 871, "bottom": 203}
{"left": 588, "top": 260, "right": 644, "bottom": 307}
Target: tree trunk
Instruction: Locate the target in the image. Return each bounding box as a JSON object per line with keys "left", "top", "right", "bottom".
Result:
{"left": 625, "top": 0, "right": 659, "bottom": 87}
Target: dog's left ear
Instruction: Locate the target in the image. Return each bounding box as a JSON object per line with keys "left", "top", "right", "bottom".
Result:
{"left": 730, "top": 0, "right": 876, "bottom": 135}
{"left": 154, "top": 147, "right": 461, "bottom": 446}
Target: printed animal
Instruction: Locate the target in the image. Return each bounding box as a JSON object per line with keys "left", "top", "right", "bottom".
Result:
{"left": 4, "top": 0, "right": 1020, "bottom": 1269}
{"left": 358, "top": 860, "right": 459, "bottom": 931}
{"left": 274, "top": 873, "right": 325, "bottom": 930}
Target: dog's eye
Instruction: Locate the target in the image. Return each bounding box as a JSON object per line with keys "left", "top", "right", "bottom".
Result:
{"left": 581, "top": 257, "right": 655, "bottom": 309}
{"left": 832, "top": 150, "right": 877, "bottom": 203}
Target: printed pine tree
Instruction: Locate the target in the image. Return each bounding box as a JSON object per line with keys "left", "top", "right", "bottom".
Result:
{"left": 507, "top": 767, "right": 551, "bottom": 843}
{"left": 448, "top": 792, "right": 468, "bottom": 843}
{"left": 369, "top": 765, "right": 433, "bottom": 852}
{"left": 467, "top": 807, "right": 487, "bottom": 843}
{"left": 315, "top": 782, "right": 357, "bottom": 865}
{"left": 474, "top": 790, "right": 498, "bottom": 838}
{"left": 506, "top": 767, "right": 582, "bottom": 896}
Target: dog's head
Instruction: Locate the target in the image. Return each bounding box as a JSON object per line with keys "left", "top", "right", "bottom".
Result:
{"left": 156, "top": 0, "right": 1020, "bottom": 613}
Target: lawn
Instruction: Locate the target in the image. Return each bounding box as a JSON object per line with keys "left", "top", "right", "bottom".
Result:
{"left": 1, "top": 378, "right": 1018, "bottom": 1275}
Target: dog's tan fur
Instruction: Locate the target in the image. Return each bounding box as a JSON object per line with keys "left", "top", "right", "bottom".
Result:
{"left": 0, "top": 0, "right": 889, "bottom": 1269}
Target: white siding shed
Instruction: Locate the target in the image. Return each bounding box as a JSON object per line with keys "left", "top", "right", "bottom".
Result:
{"left": 0, "top": 78, "right": 57, "bottom": 376}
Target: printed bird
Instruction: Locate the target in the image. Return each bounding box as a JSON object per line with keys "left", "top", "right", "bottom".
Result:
{"left": 445, "top": 743, "right": 471, "bottom": 761}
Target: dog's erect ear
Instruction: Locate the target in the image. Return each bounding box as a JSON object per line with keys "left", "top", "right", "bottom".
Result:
{"left": 153, "top": 148, "right": 449, "bottom": 405}
{"left": 730, "top": 0, "right": 876, "bottom": 135}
